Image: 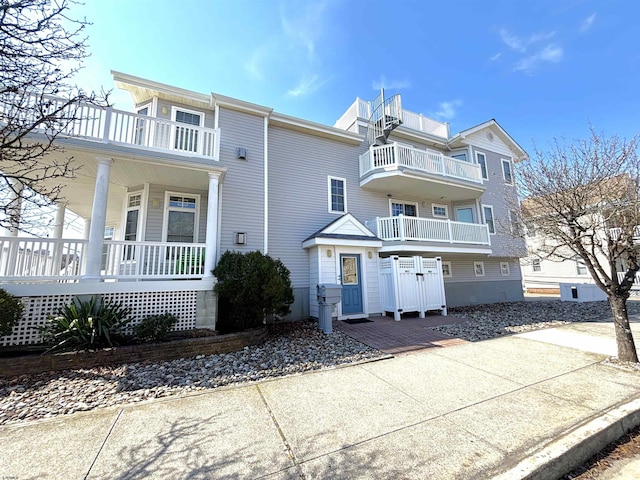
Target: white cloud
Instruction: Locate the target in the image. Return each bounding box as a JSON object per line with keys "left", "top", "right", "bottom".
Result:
{"left": 286, "top": 75, "right": 330, "bottom": 97}
{"left": 514, "top": 44, "right": 564, "bottom": 74}
{"left": 580, "top": 13, "right": 596, "bottom": 32}
{"left": 244, "top": 48, "right": 266, "bottom": 80}
{"left": 280, "top": 0, "right": 328, "bottom": 61}
{"left": 499, "top": 28, "right": 556, "bottom": 52}
{"left": 489, "top": 52, "right": 502, "bottom": 62}
{"left": 371, "top": 75, "right": 410, "bottom": 90}
{"left": 431, "top": 100, "right": 462, "bottom": 121}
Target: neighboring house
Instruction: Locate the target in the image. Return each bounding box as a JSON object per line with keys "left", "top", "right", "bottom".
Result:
{"left": 0, "top": 72, "right": 528, "bottom": 346}
{"left": 520, "top": 177, "right": 638, "bottom": 294}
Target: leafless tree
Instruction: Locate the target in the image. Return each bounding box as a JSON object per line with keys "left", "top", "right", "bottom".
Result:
{"left": 0, "top": 0, "right": 107, "bottom": 233}
{"left": 516, "top": 127, "right": 640, "bottom": 362}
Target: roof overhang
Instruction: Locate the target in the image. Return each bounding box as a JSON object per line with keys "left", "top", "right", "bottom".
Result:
{"left": 448, "top": 119, "right": 529, "bottom": 162}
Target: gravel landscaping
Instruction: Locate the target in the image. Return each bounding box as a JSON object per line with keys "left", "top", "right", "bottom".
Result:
{"left": 435, "top": 299, "right": 640, "bottom": 342}
{"left": 1, "top": 299, "right": 637, "bottom": 427}
{"left": 0, "top": 321, "right": 383, "bottom": 426}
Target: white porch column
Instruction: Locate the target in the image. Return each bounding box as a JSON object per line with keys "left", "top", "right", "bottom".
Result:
{"left": 83, "top": 157, "right": 112, "bottom": 281}
{"left": 204, "top": 171, "right": 222, "bottom": 277}
{"left": 6, "top": 179, "right": 23, "bottom": 237}
{"left": 51, "top": 204, "right": 66, "bottom": 275}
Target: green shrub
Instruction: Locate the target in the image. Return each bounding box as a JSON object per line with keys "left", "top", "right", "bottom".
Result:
{"left": 0, "top": 288, "right": 24, "bottom": 337}
{"left": 213, "top": 250, "right": 294, "bottom": 333}
{"left": 132, "top": 313, "right": 178, "bottom": 343}
{"left": 39, "top": 296, "right": 132, "bottom": 353}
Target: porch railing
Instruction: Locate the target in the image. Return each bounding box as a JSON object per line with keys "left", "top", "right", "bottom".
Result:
{"left": 359, "top": 142, "right": 483, "bottom": 184}
{"left": 0, "top": 236, "right": 207, "bottom": 282}
{"left": 617, "top": 271, "right": 640, "bottom": 288}
{"left": 336, "top": 98, "right": 449, "bottom": 138}
{"left": 1, "top": 93, "right": 220, "bottom": 159}
{"left": 366, "top": 215, "right": 491, "bottom": 245}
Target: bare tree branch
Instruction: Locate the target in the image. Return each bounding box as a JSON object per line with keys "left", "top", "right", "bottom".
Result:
{"left": 516, "top": 126, "right": 640, "bottom": 362}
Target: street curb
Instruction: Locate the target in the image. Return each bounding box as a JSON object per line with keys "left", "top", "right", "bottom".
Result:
{"left": 493, "top": 397, "right": 640, "bottom": 480}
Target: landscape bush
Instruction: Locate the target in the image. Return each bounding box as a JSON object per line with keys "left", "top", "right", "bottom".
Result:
{"left": 39, "top": 296, "right": 132, "bottom": 352}
{"left": 132, "top": 313, "right": 178, "bottom": 343}
{"left": 0, "top": 288, "right": 24, "bottom": 337}
{"left": 213, "top": 250, "right": 294, "bottom": 333}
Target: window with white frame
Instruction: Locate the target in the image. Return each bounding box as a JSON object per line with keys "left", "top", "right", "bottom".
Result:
{"left": 500, "top": 261, "right": 510, "bottom": 276}
{"left": 163, "top": 193, "right": 199, "bottom": 243}
{"left": 474, "top": 261, "right": 485, "bottom": 277}
{"left": 502, "top": 158, "right": 513, "bottom": 184}
{"left": 575, "top": 258, "right": 588, "bottom": 275}
{"left": 532, "top": 258, "right": 542, "bottom": 272}
{"left": 432, "top": 203, "right": 448, "bottom": 218}
{"left": 390, "top": 201, "right": 417, "bottom": 217}
{"left": 124, "top": 192, "right": 142, "bottom": 260}
{"left": 451, "top": 151, "right": 468, "bottom": 162}
{"left": 476, "top": 152, "right": 488, "bottom": 180}
{"left": 172, "top": 107, "right": 203, "bottom": 153}
{"left": 482, "top": 205, "right": 495, "bottom": 234}
{"left": 442, "top": 261, "right": 452, "bottom": 277}
{"left": 328, "top": 176, "right": 347, "bottom": 213}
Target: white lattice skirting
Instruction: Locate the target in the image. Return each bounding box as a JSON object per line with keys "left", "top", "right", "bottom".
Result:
{"left": 1, "top": 290, "right": 199, "bottom": 346}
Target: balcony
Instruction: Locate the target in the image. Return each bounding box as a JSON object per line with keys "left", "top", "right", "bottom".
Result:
{"left": 0, "top": 237, "right": 207, "bottom": 282}
{"left": 366, "top": 215, "right": 491, "bottom": 245}
{"left": 359, "top": 142, "right": 485, "bottom": 200}
{"left": 1, "top": 94, "right": 220, "bottom": 160}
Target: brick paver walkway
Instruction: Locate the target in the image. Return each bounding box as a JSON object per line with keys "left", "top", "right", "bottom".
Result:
{"left": 333, "top": 314, "right": 468, "bottom": 355}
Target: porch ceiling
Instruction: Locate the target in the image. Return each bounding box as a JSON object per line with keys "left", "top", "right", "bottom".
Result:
{"left": 360, "top": 172, "right": 484, "bottom": 202}
{"left": 33, "top": 147, "right": 215, "bottom": 223}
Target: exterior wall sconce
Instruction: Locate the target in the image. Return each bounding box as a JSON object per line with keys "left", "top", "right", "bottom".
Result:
{"left": 236, "top": 147, "right": 247, "bottom": 160}
{"left": 235, "top": 232, "right": 246, "bottom": 245}
{"left": 327, "top": 249, "right": 332, "bottom": 258}
{"left": 161, "top": 106, "right": 169, "bottom": 115}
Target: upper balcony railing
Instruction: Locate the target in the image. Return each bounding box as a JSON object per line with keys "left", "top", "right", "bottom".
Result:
{"left": 0, "top": 236, "right": 207, "bottom": 282}
{"left": 334, "top": 98, "right": 449, "bottom": 138}
{"left": 366, "top": 215, "right": 491, "bottom": 245}
{"left": 1, "top": 94, "right": 220, "bottom": 160}
{"left": 360, "top": 142, "right": 483, "bottom": 184}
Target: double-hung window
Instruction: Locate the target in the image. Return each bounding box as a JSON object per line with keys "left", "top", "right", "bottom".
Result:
{"left": 502, "top": 158, "right": 513, "bottom": 184}
{"left": 164, "top": 193, "right": 199, "bottom": 244}
{"left": 482, "top": 205, "right": 495, "bottom": 234}
{"left": 328, "top": 176, "right": 347, "bottom": 214}
{"left": 391, "top": 201, "right": 417, "bottom": 217}
{"left": 476, "top": 152, "right": 488, "bottom": 180}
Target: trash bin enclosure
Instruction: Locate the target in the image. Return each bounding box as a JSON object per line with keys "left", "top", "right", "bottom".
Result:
{"left": 380, "top": 256, "right": 447, "bottom": 321}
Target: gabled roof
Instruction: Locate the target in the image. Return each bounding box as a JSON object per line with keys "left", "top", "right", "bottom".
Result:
{"left": 448, "top": 119, "right": 529, "bottom": 162}
{"left": 302, "top": 213, "right": 382, "bottom": 248}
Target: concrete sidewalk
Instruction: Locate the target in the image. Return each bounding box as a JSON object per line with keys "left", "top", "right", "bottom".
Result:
{"left": 1, "top": 322, "right": 639, "bottom": 479}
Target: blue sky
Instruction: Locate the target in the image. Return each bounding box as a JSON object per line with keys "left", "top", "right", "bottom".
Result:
{"left": 71, "top": 0, "right": 640, "bottom": 155}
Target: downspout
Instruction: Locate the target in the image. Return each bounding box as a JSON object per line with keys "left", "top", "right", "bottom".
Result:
{"left": 264, "top": 115, "right": 269, "bottom": 253}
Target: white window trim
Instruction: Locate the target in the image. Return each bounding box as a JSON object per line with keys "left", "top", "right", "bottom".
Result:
{"left": 121, "top": 187, "right": 148, "bottom": 242}
{"left": 442, "top": 261, "right": 452, "bottom": 278}
{"left": 432, "top": 203, "right": 448, "bottom": 218}
{"left": 161, "top": 191, "right": 201, "bottom": 243}
{"left": 502, "top": 158, "right": 513, "bottom": 184}
{"left": 171, "top": 106, "right": 204, "bottom": 126}
{"left": 474, "top": 261, "right": 485, "bottom": 277}
{"left": 575, "top": 258, "right": 588, "bottom": 276}
{"left": 328, "top": 176, "right": 347, "bottom": 214}
{"left": 500, "top": 261, "right": 510, "bottom": 276}
{"left": 532, "top": 258, "right": 543, "bottom": 273}
{"left": 389, "top": 199, "right": 419, "bottom": 217}
{"left": 476, "top": 151, "right": 488, "bottom": 180}
{"left": 482, "top": 204, "right": 495, "bottom": 234}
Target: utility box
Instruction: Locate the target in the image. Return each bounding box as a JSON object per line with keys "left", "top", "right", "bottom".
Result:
{"left": 559, "top": 283, "right": 606, "bottom": 302}
{"left": 317, "top": 283, "right": 342, "bottom": 334}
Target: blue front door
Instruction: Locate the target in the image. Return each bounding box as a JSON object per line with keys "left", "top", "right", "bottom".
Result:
{"left": 340, "top": 254, "right": 363, "bottom": 314}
